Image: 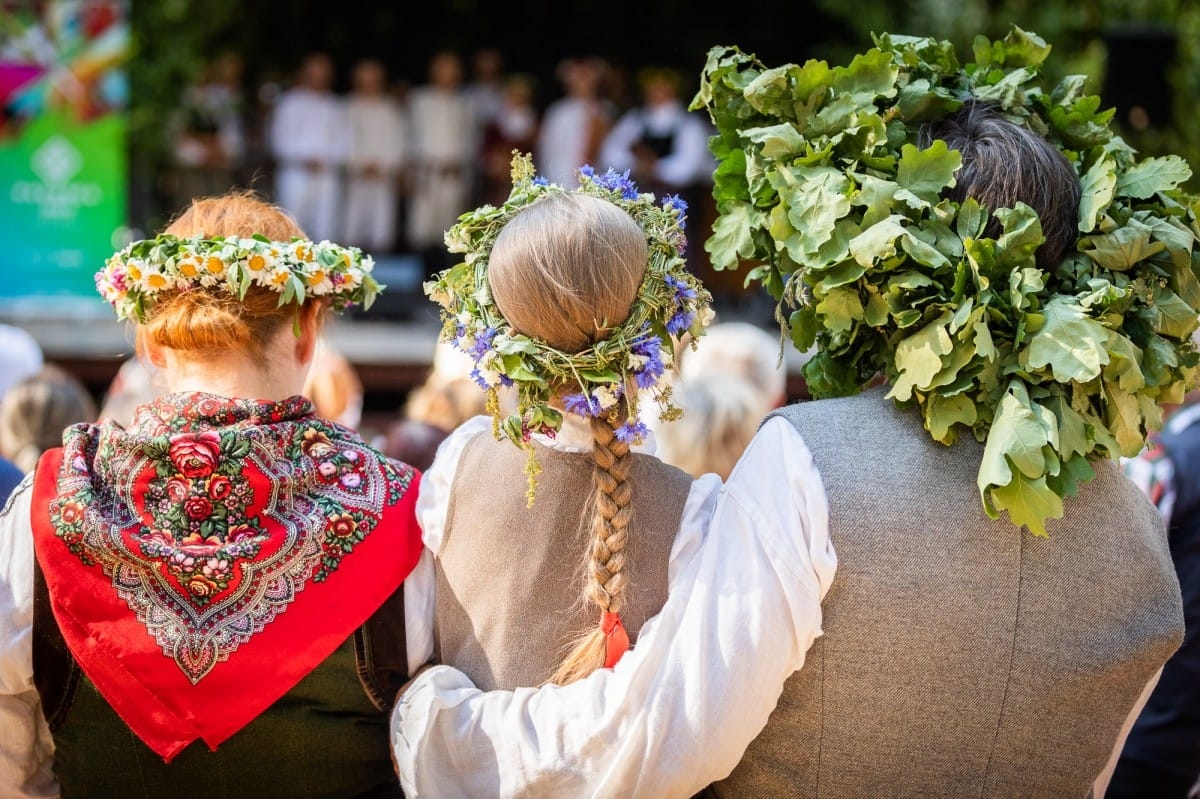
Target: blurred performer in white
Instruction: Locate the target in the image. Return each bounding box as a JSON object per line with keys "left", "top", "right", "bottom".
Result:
{"left": 268, "top": 52, "right": 346, "bottom": 242}
{"left": 536, "top": 56, "right": 615, "bottom": 188}
{"left": 406, "top": 50, "right": 476, "bottom": 278}
{"left": 343, "top": 58, "right": 407, "bottom": 253}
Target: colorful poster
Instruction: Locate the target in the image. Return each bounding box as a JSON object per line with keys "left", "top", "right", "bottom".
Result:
{"left": 0, "top": 1, "right": 129, "bottom": 314}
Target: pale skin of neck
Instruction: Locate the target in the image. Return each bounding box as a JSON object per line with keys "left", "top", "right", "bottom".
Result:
{"left": 141, "top": 310, "right": 320, "bottom": 402}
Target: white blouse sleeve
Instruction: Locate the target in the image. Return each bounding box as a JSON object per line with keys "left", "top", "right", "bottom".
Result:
{"left": 0, "top": 478, "right": 59, "bottom": 798}
{"left": 390, "top": 416, "right": 837, "bottom": 799}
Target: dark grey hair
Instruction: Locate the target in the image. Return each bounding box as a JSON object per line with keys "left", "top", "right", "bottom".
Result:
{"left": 919, "top": 100, "right": 1081, "bottom": 269}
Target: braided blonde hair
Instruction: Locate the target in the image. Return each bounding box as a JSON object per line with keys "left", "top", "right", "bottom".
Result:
{"left": 488, "top": 192, "right": 646, "bottom": 684}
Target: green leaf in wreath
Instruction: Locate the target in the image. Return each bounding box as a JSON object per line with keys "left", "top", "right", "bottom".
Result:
{"left": 789, "top": 307, "right": 819, "bottom": 352}
{"left": 705, "top": 203, "right": 760, "bottom": 271}
{"left": 499, "top": 355, "right": 541, "bottom": 382}
{"left": 1081, "top": 218, "right": 1165, "bottom": 271}
{"left": 830, "top": 47, "right": 899, "bottom": 104}
{"left": 1078, "top": 152, "right": 1117, "bottom": 231}
{"left": 979, "top": 383, "right": 1054, "bottom": 485}
{"left": 802, "top": 350, "right": 861, "bottom": 398}
{"left": 925, "top": 391, "right": 977, "bottom": 443}
{"left": 1115, "top": 155, "right": 1192, "bottom": 200}
{"left": 896, "top": 140, "right": 961, "bottom": 206}
{"left": 849, "top": 215, "right": 908, "bottom": 267}
{"left": 971, "top": 26, "right": 1052, "bottom": 71}
{"left": 986, "top": 472, "right": 1063, "bottom": 537}
{"left": 888, "top": 310, "right": 953, "bottom": 401}
{"left": 815, "top": 286, "right": 864, "bottom": 335}
{"left": 852, "top": 173, "right": 900, "bottom": 228}
{"left": 1150, "top": 285, "right": 1200, "bottom": 340}
{"left": 1020, "top": 296, "right": 1111, "bottom": 382}
{"left": 744, "top": 123, "right": 806, "bottom": 159}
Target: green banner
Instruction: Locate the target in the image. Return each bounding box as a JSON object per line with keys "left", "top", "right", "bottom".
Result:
{"left": 0, "top": 111, "right": 127, "bottom": 306}
{"left": 0, "top": 1, "right": 129, "bottom": 315}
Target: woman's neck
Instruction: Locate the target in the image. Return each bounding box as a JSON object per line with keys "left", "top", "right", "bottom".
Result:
{"left": 161, "top": 353, "right": 302, "bottom": 402}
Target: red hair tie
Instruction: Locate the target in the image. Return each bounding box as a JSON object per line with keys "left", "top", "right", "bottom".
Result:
{"left": 600, "top": 611, "right": 630, "bottom": 668}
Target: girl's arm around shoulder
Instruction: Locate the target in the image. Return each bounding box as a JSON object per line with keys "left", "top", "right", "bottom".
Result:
{"left": 390, "top": 416, "right": 837, "bottom": 799}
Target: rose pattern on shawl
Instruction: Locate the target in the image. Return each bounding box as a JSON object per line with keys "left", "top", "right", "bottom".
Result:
{"left": 134, "top": 427, "right": 268, "bottom": 605}
{"left": 285, "top": 424, "right": 410, "bottom": 582}
{"left": 45, "top": 392, "right": 415, "bottom": 682}
{"left": 167, "top": 432, "right": 221, "bottom": 478}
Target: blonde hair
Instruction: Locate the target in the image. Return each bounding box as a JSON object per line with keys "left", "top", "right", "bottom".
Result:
{"left": 655, "top": 374, "right": 767, "bottom": 480}
{"left": 0, "top": 365, "right": 98, "bottom": 472}
{"left": 488, "top": 192, "right": 646, "bottom": 685}
{"left": 140, "top": 191, "right": 324, "bottom": 358}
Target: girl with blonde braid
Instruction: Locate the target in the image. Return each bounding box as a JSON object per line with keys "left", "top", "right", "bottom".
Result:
{"left": 408, "top": 155, "right": 719, "bottom": 691}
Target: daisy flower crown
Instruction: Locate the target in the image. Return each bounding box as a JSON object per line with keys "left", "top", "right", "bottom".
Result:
{"left": 426, "top": 152, "right": 712, "bottom": 499}
{"left": 95, "top": 234, "right": 383, "bottom": 322}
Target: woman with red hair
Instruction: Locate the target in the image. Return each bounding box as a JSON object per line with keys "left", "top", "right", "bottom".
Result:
{"left": 0, "top": 191, "right": 423, "bottom": 798}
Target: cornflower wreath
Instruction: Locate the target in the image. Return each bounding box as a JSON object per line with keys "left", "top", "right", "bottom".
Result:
{"left": 95, "top": 234, "right": 382, "bottom": 322}
{"left": 694, "top": 27, "right": 1200, "bottom": 535}
{"left": 426, "top": 152, "right": 712, "bottom": 503}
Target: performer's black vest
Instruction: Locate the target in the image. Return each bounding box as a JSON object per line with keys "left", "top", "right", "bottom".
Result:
{"left": 33, "top": 562, "right": 409, "bottom": 799}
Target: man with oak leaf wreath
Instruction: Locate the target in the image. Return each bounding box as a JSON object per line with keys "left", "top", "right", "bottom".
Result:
{"left": 390, "top": 31, "right": 1191, "bottom": 799}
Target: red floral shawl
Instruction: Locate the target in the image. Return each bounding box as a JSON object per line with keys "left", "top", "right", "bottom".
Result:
{"left": 30, "top": 392, "right": 422, "bottom": 762}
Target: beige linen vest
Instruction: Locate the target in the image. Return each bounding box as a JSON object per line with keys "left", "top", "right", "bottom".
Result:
{"left": 712, "top": 389, "right": 1183, "bottom": 799}
{"left": 436, "top": 431, "right": 693, "bottom": 690}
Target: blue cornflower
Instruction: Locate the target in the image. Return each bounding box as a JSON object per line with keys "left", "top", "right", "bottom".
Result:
{"left": 662, "top": 193, "right": 689, "bottom": 222}
{"left": 578, "top": 164, "right": 597, "bottom": 179}
{"left": 470, "top": 368, "right": 491, "bottom": 390}
{"left": 666, "top": 310, "right": 695, "bottom": 336}
{"left": 532, "top": 176, "right": 550, "bottom": 186}
{"left": 664, "top": 274, "right": 698, "bottom": 301}
{"left": 630, "top": 333, "right": 667, "bottom": 388}
{"left": 614, "top": 420, "right": 650, "bottom": 444}
{"left": 563, "top": 392, "right": 602, "bottom": 417}
{"left": 468, "top": 326, "right": 497, "bottom": 361}
{"left": 595, "top": 168, "right": 640, "bottom": 199}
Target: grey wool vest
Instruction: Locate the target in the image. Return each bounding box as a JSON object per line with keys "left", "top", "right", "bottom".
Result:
{"left": 712, "top": 389, "right": 1184, "bottom": 799}
{"left": 435, "top": 432, "right": 693, "bottom": 690}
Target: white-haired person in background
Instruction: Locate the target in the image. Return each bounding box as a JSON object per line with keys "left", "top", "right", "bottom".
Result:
{"left": 654, "top": 372, "right": 764, "bottom": 481}
{"left": 676, "top": 320, "right": 788, "bottom": 410}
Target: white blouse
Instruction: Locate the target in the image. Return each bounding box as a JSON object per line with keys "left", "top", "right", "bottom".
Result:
{"left": 0, "top": 477, "right": 58, "bottom": 798}
{"left": 390, "top": 415, "right": 837, "bottom": 799}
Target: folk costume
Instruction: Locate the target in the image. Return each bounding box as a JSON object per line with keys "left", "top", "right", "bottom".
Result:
{"left": 391, "top": 29, "right": 1195, "bottom": 799}
{"left": 343, "top": 93, "right": 408, "bottom": 253}
{"left": 1, "top": 228, "right": 418, "bottom": 798}
{"left": 391, "top": 155, "right": 719, "bottom": 780}
{"left": 405, "top": 82, "right": 476, "bottom": 278}
{"left": 416, "top": 415, "right": 718, "bottom": 693}
{"left": 0, "top": 392, "right": 420, "bottom": 797}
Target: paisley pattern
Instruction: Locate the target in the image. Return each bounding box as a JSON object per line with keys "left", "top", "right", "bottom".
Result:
{"left": 48, "top": 392, "right": 414, "bottom": 683}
